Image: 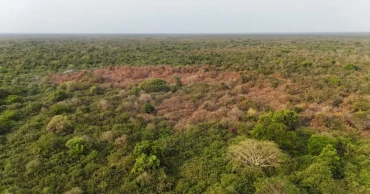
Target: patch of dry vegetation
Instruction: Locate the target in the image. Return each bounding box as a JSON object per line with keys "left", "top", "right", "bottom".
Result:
{"left": 51, "top": 65, "right": 369, "bottom": 133}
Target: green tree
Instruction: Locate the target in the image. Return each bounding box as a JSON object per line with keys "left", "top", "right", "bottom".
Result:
{"left": 297, "top": 145, "right": 343, "bottom": 193}
{"left": 131, "top": 154, "right": 160, "bottom": 173}
{"left": 251, "top": 110, "right": 301, "bottom": 153}
{"left": 138, "top": 79, "right": 169, "bottom": 93}
{"left": 131, "top": 140, "right": 161, "bottom": 174}
{"left": 307, "top": 135, "right": 336, "bottom": 155}
{"left": 255, "top": 177, "right": 301, "bottom": 194}
{"left": 66, "top": 137, "right": 91, "bottom": 158}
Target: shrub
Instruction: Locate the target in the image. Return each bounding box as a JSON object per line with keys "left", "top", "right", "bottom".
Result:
{"left": 0, "top": 110, "right": 17, "bottom": 134}
{"left": 130, "top": 140, "right": 161, "bottom": 173}
{"left": 50, "top": 104, "right": 73, "bottom": 115}
{"left": 138, "top": 79, "right": 169, "bottom": 93}
{"left": 141, "top": 103, "right": 156, "bottom": 114}
{"left": 99, "top": 99, "right": 110, "bottom": 110}
{"left": 327, "top": 76, "right": 340, "bottom": 86}
{"left": 300, "top": 61, "right": 313, "bottom": 68}
{"left": 347, "top": 112, "right": 370, "bottom": 130}
{"left": 80, "top": 72, "right": 103, "bottom": 83}
{"left": 100, "top": 130, "right": 114, "bottom": 142}
{"left": 343, "top": 64, "right": 359, "bottom": 71}
{"left": 332, "top": 98, "right": 343, "bottom": 107}
{"left": 351, "top": 97, "right": 370, "bottom": 112}
{"left": 89, "top": 86, "right": 98, "bottom": 95}
{"left": 245, "top": 108, "right": 257, "bottom": 120}
{"left": 0, "top": 88, "right": 10, "bottom": 99}
{"left": 139, "top": 93, "right": 152, "bottom": 103}
{"left": 170, "top": 76, "right": 183, "bottom": 92}
{"left": 26, "top": 159, "right": 41, "bottom": 173}
{"left": 240, "top": 74, "right": 252, "bottom": 83}
{"left": 133, "top": 140, "right": 153, "bottom": 156}
{"left": 46, "top": 115, "right": 72, "bottom": 134}
{"left": 24, "top": 102, "right": 43, "bottom": 115}
{"left": 59, "top": 81, "right": 91, "bottom": 92}
{"left": 1, "top": 110, "right": 18, "bottom": 120}
{"left": 328, "top": 59, "right": 336, "bottom": 64}
{"left": 5, "top": 95, "right": 23, "bottom": 104}
{"left": 131, "top": 154, "right": 160, "bottom": 173}
{"left": 35, "top": 133, "right": 64, "bottom": 155}
{"left": 130, "top": 87, "right": 141, "bottom": 96}
{"left": 227, "top": 107, "right": 244, "bottom": 121}
{"left": 365, "top": 74, "right": 370, "bottom": 81}
{"left": 52, "top": 89, "right": 68, "bottom": 102}
{"left": 114, "top": 134, "right": 128, "bottom": 147}
{"left": 174, "top": 76, "right": 183, "bottom": 87}
{"left": 65, "top": 137, "right": 91, "bottom": 158}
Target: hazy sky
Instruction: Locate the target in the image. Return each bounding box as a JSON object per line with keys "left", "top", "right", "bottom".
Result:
{"left": 1, "top": 0, "right": 370, "bottom": 33}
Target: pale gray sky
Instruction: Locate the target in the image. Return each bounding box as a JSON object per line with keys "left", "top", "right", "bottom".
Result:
{"left": 1, "top": 0, "right": 370, "bottom": 33}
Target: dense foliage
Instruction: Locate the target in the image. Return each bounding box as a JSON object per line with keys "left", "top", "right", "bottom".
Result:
{"left": 1, "top": 35, "right": 370, "bottom": 193}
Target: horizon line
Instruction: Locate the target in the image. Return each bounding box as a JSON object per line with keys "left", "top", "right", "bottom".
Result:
{"left": 1, "top": 32, "right": 370, "bottom": 35}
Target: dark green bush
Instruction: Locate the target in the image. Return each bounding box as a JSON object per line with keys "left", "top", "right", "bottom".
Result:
{"left": 130, "top": 87, "right": 141, "bottom": 96}
{"left": 328, "top": 59, "right": 336, "bottom": 64}
{"left": 141, "top": 103, "right": 155, "bottom": 114}
{"left": 5, "top": 95, "right": 23, "bottom": 104}
{"left": 24, "top": 102, "right": 43, "bottom": 115}
{"left": 170, "top": 76, "right": 183, "bottom": 92}
{"left": 174, "top": 76, "right": 182, "bottom": 87}
{"left": 138, "top": 79, "right": 169, "bottom": 93}
{"left": 52, "top": 89, "right": 68, "bottom": 102}
{"left": 50, "top": 104, "right": 73, "bottom": 115}
{"left": 0, "top": 88, "right": 10, "bottom": 99}
{"left": 0, "top": 110, "right": 17, "bottom": 134}
{"left": 300, "top": 61, "right": 313, "bottom": 68}
{"left": 35, "top": 133, "right": 64, "bottom": 155}
{"left": 343, "top": 64, "right": 359, "bottom": 71}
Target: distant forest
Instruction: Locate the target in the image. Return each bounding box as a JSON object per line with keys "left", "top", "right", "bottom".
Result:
{"left": 1, "top": 35, "right": 370, "bottom": 193}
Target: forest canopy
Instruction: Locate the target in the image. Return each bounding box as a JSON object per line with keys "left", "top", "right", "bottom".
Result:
{"left": 1, "top": 35, "right": 370, "bottom": 193}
